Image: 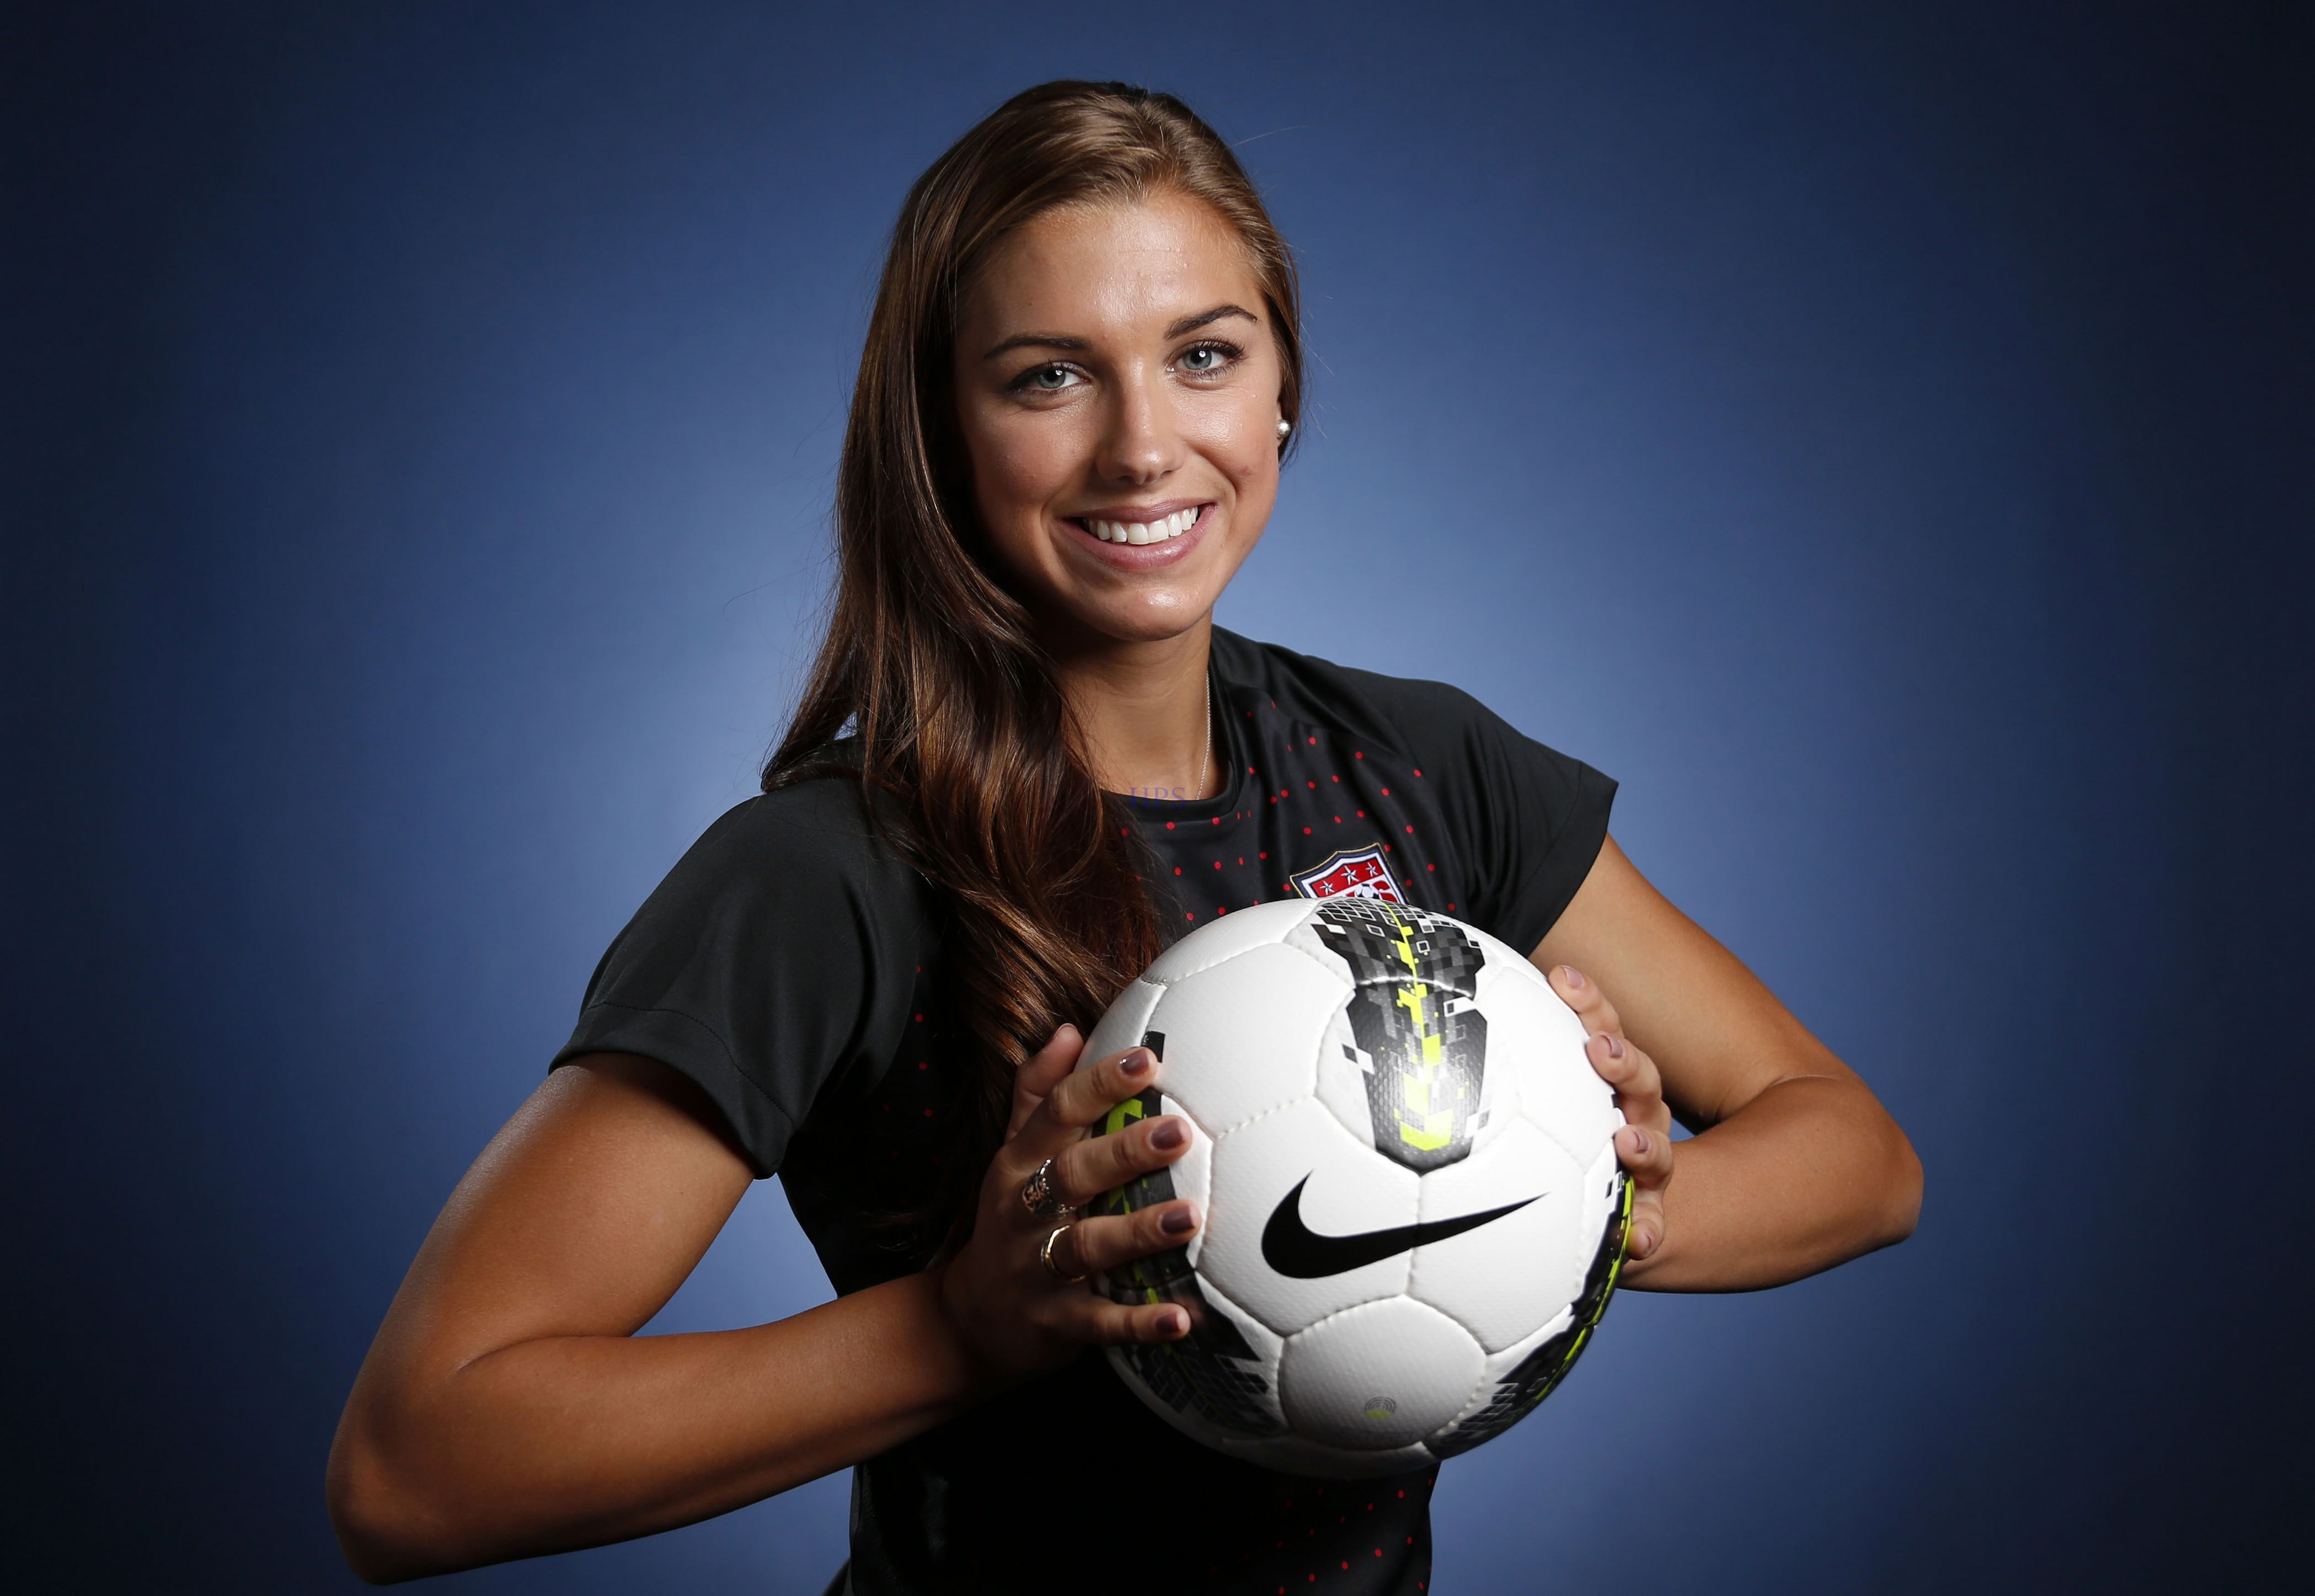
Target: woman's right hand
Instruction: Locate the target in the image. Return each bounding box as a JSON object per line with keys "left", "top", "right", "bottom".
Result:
{"left": 934, "top": 1024, "right": 1199, "bottom": 1381}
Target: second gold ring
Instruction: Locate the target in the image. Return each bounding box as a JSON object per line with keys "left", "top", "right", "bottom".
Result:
{"left": 1040, "top": 1223, "right": 1087, "bottom": 1282}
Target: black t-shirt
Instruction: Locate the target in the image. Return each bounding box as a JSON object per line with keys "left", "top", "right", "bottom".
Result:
{"left": 555, "top": 628, "right": 1616, "bottom": 1595}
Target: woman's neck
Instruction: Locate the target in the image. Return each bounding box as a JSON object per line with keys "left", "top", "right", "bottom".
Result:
{"left": 1052, "top": 620, "right": 1218, "bottom": 803}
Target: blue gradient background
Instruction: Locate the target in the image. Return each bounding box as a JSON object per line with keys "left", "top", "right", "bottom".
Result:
{"left": 6, "top": 4, "right": 2308, "bottom": 1590}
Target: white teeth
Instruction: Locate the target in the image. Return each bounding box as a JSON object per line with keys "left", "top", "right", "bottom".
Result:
{"left": 1084, "top": 507, "right": 1201, "bottom": 544}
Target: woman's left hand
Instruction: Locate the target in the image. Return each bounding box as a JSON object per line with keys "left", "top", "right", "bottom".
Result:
{"left": 1549, "top": 963, "right": 1674, "bottom": 1265}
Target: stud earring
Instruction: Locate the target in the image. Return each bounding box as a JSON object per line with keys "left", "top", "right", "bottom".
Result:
{"left": 1276, "top": 419, "right": 1292, "bottom": 438}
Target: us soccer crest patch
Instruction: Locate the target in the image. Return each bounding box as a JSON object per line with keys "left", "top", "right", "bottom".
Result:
{"left": 1289, "top": 844, "right": 1406, "bottom": 905}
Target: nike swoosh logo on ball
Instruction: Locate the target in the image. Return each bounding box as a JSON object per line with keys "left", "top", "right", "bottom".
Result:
{"left": 1260, "top": 1175, "right": 1540, "bottom": 1279}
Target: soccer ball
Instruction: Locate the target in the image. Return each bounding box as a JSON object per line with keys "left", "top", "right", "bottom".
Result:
{"left": 1081, "top": 897, "right": 1631, "bottom": 1479}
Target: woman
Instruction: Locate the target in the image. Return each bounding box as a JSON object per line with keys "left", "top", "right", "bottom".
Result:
{"left": 328, "top": 81, "right": 1921, "bottom": 1592}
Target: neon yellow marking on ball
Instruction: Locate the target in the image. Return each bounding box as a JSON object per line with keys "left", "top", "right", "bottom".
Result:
{"left": 1383, "top": 913, "right": 1456, "bottom": 1150}
{"left": 1104, "top": 1097, "right": 1146, "bottom": 1137}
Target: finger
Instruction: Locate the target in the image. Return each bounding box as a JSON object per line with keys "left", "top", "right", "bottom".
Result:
{"left": 1614, "top": 1122, "right": 1673, "bottom": 1261}
{"left": 1627, "top": 1186, "right": 1669, "bottom": 1263}
{"left": 997, "top": 1044, "right": 1159, "bottom": 1190}
{"left": 1008, "top": 1024, "right": 1082, "bottom": 1138}
{"left": 1070, "top": 1295, "right": 1195, "bottom": 1345}
{"left": 1038, "top": 1044, "right": 1160, "bottom": 1134}
{"left": 1061, "top": 1202, "right": 1201, "bottom": 1277}
{"left": 1549, "top": 964, "right": 1623, "bottom": 1038}
{"left": 1052, "top": 1111, "right": 1191, "bottom": 1205}
{"left": 1616, "top": 1120, "right": 1675, "bottom": 1188}
{"left": 1586, "top": 1030, "right": 1666, "bottom": 1122}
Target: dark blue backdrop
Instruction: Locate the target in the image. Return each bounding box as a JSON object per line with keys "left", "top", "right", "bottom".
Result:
{"left": 6, "top": 3, "right": 2308, "bottom": 1590}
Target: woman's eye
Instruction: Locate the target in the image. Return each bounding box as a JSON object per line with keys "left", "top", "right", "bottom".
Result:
{"left": 1025, "top": 365, "right": 1077, "bottom": 392}
{"left": 1175, "top": 341, "right": 1243, "bottom": 377}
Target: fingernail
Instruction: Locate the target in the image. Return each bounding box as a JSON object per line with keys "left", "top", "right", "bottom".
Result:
{"left": 1151, "top": 1119, "right": 1186, "bottom": 1150}
{"left": 1637, "top": 1229, "right": 1658, "bottom": 1257}
{"left": 1161, "top": 1204, "right": 1197, "bottom": 1235}
{"left": 1162, "top": 1308, "right": 1189, "bottom": 1336}
{"left": 1601, "top": 1033, "right": 1624, "bottom": 1060}
{"left": 1122, "top": 1048, "right": 1154, "bottom": 1077}
{"left": 1559, "top": 966, "right": 1586, "bottom": 989}
{"left": 1629, "top": 1128, "right": 1650, "bottom": 1155}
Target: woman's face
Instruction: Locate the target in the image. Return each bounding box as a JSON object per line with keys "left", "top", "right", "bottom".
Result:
{"left": 953, "top": 191, "right": 1285, "bottom": 649}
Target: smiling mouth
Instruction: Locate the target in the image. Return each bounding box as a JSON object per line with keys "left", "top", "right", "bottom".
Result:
{"left": 1074, "top": 506, "right": 1205, "bottom": 545}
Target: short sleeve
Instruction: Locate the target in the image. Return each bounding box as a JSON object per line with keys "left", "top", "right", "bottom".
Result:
{"left": 551, "top": 780, "right": 935, "bottom": 1176}
{"left": 1351, "top": 673, "right": 1616, "bottom": 955}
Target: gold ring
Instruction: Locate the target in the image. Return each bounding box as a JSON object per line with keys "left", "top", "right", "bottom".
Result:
{"left": 1040, "top": 1223, "right": 1087, "bottom": 1282}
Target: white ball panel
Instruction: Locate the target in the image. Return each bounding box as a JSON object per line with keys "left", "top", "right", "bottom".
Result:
{"left": 1278, "top": 913, "right": 1350, "bottom": 978}
{"left": 1490, "top": 1304, "right": 1578, "bottom": 1383}
{"left": 1464, "top": 958, "right": 1532, "bottom": 1134}
{"left": 1460, "top": 990, "right": 1522, "bottom": 1159}
{"left": 1143, "top": 942, "right": 1348, "bottom": 1136}
{"left": 1311, "top": 1003, "right": 1379, "bottom": 1153}
{"left": 1431, "top": 1304, "right": 1578, "bottom": 1444}
{"left": 1196, "top": 1097, "right": 1419, "bottom": 1336}
{"left": 1162, "top": 1092, "right": 1214, "bottom": 1267}
{"left": 1454, "top": 919, "right": 1533, "bottom": 1126}
{"left": 1278, "top": 1297, "right": 1484, "bottom": 1450}
{"left": 1484, "top": 958, "right": 1622, "bottom": 1168}
{"left": 1580, "top": 1140, "right": 1628, "bottom": 1254}
{"left": 1082, "top": 976, "right": 1164, "bottom": 1071}
{"left": 1406, "top": 1120, "right": 1587, "bottom": 1353}
{"left": 1144, "top": 898, "right": 1313, "bottom": 984}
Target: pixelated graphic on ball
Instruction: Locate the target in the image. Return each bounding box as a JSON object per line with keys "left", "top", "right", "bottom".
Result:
{"left": 1081, "top": 898, "right": 1632, "bottom": 1479}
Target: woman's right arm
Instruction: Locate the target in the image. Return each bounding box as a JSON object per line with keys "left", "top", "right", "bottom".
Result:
{"left": 328, "top": 1032, "right": 1193, "bottom": 1583}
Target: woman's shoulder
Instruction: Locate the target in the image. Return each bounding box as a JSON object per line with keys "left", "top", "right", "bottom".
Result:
{"left": 650, "top": 747, "right": 930, "bottom": 914}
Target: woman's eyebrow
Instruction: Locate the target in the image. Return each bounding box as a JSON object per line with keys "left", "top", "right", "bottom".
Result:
{"left": 1164, "top": 303, "right": 1258, "bottom": 338}
{"left": 981, "top": 331, "right": 1090, "bottom": 361}
{"left": 981, "top": 303, "right": 1259, "bottom": 362}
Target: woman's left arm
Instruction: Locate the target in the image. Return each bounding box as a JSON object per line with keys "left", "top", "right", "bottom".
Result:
{"left": 1532, "top": 836, "right": 1923, "bottom": 1291}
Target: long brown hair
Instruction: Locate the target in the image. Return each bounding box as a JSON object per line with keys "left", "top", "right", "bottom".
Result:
{"left": 763, "top": 81, "right": 1303, "bottom": 1243}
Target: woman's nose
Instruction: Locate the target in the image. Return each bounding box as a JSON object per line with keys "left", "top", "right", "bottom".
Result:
{"left": 1094, "top": 370, "right": 1184, "bottom": 485}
